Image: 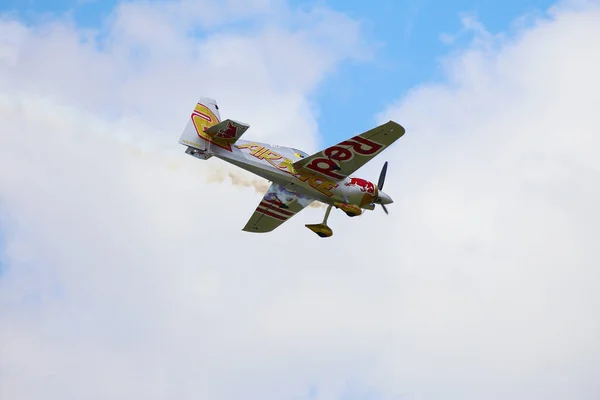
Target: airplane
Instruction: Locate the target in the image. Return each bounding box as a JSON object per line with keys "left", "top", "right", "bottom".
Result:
{"left": 178, "top": 97, "right": 406, "bottom": 238}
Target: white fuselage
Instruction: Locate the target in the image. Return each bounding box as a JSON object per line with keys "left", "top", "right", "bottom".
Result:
{"left": 206, "top": 139, "right": 380, "bottom": 209}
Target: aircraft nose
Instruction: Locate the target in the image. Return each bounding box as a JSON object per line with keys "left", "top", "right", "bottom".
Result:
{"left": 378, "top": 191, "right": 393, "bottom": 205}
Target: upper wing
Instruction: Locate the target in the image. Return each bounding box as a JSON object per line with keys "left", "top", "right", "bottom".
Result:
{"left": 292, "top": 120, "right": 405, "bottom": 180}
{"left": 242, "top": 182, "right": 315, "bottom": 233}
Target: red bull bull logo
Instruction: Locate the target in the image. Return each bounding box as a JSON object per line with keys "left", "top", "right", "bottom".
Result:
{"left": 345, "top": 177, "right": 375, "bottom": 194}
{"left": 215, "top": 121, "right": 238, "bottom": 139}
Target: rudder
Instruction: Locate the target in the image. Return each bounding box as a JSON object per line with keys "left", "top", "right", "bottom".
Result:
{"left": 179, "top": 97, "right": 250, "bottom": 154}
{"left": 179, "top": 97, "right": 221, "bottom": 152}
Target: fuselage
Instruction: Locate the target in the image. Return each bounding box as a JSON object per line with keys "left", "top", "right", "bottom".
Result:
{"left": 208, "top": 139, "right": 380, "bottom": 209}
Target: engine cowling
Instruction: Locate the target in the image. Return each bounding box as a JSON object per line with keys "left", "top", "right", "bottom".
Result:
{"left": 342, "top": 177, "right": 379, "bottom": 208}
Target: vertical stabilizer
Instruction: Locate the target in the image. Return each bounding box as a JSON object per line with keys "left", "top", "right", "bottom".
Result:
{"left": 179, "top": 97, "right": 250, "bottom": 154}
{"left": 179, "top": 97, "right": 221, "bottom": 151}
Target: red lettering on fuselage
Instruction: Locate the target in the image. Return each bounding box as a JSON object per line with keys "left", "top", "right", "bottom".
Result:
{"left": 235, "top": 143, "right": 339, "bottom": 197}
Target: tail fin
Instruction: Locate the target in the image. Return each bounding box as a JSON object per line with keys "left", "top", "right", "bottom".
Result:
{"left": 179, "top": 97, "right": 250, "bottom": 154}
{"left": 179, "top": 97, "right": 221, "bottom": 151}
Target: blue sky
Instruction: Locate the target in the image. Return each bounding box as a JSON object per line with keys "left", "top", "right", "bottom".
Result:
{"left": 312, "top": 0, "right": 555, "bottom": 140}
{"left": 0, "top": 0, "right": 555, "bottom": 144}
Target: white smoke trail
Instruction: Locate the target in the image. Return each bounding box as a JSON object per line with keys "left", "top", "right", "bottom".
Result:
{"left": 121, "top": 140, "right": 326, "bottom": 208}
{"left": 205, "top": 164, "right": 326, "bottom": 208}
{"left": 205, "top": 167, "right": 270, "bottom": 194}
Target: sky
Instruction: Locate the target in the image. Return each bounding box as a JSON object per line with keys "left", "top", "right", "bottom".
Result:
{"left": 1, "top": 0, "right": 599, "bottom": 399}
{"left": 0, "top": 0, "right": 558, "bottom": 141}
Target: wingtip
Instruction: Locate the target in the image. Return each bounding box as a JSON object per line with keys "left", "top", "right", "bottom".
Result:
{"left": 387, "top": 120, "right": 406, "bottom": 136}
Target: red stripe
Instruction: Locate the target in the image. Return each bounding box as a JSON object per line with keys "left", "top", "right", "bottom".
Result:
{"left": 260, "top": 204, "right": 294, "bottom": 218}
{"left": 257, "top": 207, "right": 287, "bottom": 221}
{"left": 260, "top": 201, "right": 294, "bottom": 216}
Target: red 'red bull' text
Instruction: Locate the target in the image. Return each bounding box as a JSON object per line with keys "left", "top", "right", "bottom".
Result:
{"left": 304, "top": 135, "right": 383, "bottom": 179}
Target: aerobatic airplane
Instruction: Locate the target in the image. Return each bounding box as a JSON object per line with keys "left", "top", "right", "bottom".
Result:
{"left": 179, "top": 97, "right": 405, "bottom": 237}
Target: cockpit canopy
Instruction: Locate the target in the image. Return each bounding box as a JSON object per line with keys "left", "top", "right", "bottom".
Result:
{"left": 291, "top": 148, "right": 309, "bottom": 158}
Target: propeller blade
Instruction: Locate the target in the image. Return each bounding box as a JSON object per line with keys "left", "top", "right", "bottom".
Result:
{"left": 378, "top": 161, "right": 388, "bottom": 190}
{"left": 381, "top": 204, "right": 389, "bottom": 215}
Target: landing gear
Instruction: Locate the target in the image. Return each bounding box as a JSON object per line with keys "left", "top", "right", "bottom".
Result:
{"left": 333, "top": 201, "right": 362, "bottom": 217}
{"left": 305, "top": 204, "right": 334, "bottom": 238}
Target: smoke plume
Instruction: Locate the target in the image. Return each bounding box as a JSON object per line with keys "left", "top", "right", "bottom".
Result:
{"left": 123, "top": 142, "right": 326, "bottom": 208}
{"left": 205, "top": 166, "right": 326, "bottom": 208}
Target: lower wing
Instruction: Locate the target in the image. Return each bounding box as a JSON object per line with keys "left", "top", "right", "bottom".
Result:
{"left": 243, "top": 182, "right": 315, "bottom": 233}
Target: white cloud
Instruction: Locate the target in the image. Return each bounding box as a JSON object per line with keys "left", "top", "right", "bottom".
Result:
{"left": 374, "top": 2, "right": 600, "bottom": 398}
{"left": 1, "top": 1, "right": 600, "bottom": 399}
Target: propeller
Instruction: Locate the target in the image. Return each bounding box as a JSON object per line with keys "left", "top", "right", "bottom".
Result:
{"left": 381, "top": 203, "right": 389, "bottom": 215}
{"left": 378, "top": 161, "right": 388, "bottom": 190}
{"left": 375, "top": 161, "right": 391, "bottom": 214}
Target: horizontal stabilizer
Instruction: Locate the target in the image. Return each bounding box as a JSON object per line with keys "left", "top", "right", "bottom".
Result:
{"left": 179, "top": 98, "right": 250, "bottom": 152}
{"left": 204, "top": 119, "right": 250, "bottom": 142}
